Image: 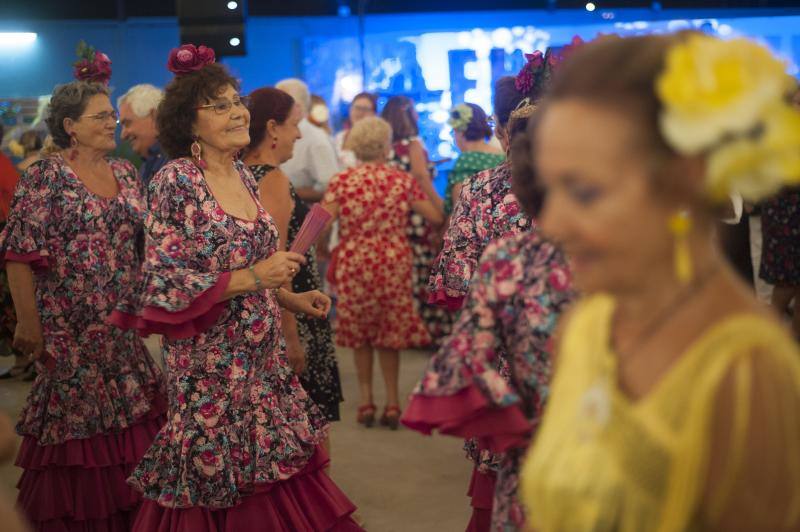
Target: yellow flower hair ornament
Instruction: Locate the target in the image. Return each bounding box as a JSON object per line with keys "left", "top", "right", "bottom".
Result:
{"left": 657, "top": 34, "right": 800, "bottom": 201}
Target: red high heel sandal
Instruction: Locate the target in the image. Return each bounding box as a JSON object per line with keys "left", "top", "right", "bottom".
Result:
{"left": 357, "top": 404, "right": 376, "bottom": 428}
{"left": 380, "top": 405, "right": 401, "bottom": 430}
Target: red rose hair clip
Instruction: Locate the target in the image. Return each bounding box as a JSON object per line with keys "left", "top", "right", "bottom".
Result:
{"left": 73, "top": 40, "right": 112, "bottom": 85}
{"left": 167, "top": 44, "right": 216, "bottom": 75}
{"left": 514, "top": 35, "right": 584, "bottom": 97}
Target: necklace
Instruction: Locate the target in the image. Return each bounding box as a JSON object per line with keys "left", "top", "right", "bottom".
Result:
{"left": 611, "top": 265, "right": 720, "bottom": 362}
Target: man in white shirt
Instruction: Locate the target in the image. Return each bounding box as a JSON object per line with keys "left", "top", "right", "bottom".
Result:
{"left": 276, "top": 78, "right": 339, "bottom": 202}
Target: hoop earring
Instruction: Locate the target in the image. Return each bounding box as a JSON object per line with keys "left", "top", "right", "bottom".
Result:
{"left": 191, "top": 139, "right": 207, "bottom": 170}
{"left": 69, "top": 134, "right": 79, "bottom": 161}
{"left": 668, "top": 210, "right": 693, "bottom": 285}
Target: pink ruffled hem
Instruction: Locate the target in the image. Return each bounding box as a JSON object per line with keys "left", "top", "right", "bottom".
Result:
{"left": 466, "top": 467, "right": 495, "bottom": 532}
{"left": 109, "top": 272, "right": 231, "bottom": 340}
{"left": 16, "top": 413, "right": 166, "bottom": 528}
{"left": 3, "top": 250, "right": 49, "bottom": 270}
{"left": 132, "top": 448, "right": 363, "bottom": 532}
{"left": 401, "top": 385, "right": 530, "bottom": 453}
{"left": 427, "top": 289, "right": 465, "bottom": 312}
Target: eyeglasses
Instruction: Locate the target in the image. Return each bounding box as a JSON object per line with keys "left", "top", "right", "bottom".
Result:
{"left": 82, "top": 110, "right": 119, "bottom": 123}
{"left": 196, "top": 96, "right": 250, "bottom": 115}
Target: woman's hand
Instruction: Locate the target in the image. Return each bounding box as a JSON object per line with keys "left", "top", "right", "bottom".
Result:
{"left": 281, "top": 290, "right": 332, "bottom": 319}
{"left": 253, "top": 252, "right": 306, "bottom": 289}
{"left": 285, "top": 335, "right": 306, "bottom": 374}
{"left": 13, "top": 317, "right": 43, "bottom": 360}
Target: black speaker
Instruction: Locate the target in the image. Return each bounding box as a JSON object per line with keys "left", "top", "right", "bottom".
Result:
{"left": 176, "top": 0, "right": 246, "bottom": 57}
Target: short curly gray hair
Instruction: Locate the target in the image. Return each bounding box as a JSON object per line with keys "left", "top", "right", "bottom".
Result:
{"left": 45, "top": 81, "right": 110, "bottom": 149}
{"left": 345, "top": 116, "right": 392, "bottom": 162}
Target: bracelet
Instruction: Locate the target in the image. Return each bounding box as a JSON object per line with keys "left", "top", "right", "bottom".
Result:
{"left": 248, "top": 264, "right": 262, "bottom": 290}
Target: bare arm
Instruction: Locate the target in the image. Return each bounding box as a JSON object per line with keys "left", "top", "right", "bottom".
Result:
{"left": 257, "top": 172, "right": 305, "bottom": 373}
{"left": 294, "top": 186, "right": 325, "bottom": 203}
{"left": 412, "top": 199, "right": 444, "bottom": 228}
{"left": 701, "top": 348, "right": 800, "bottom": 532}
{"left": 258, "top": 171, "right": 294, "bottom": 250}
{"left": 6, "top": 261, "right": 43, "bottom": 359}
{"left": 408, "top": 140, "right": 444, "bottom": 211}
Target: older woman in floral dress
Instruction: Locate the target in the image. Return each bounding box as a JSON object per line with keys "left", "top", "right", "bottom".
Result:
{"left": 111, "top": 45, "right": 361, "bottom": 531}
{"left": 403, "top": 116, "right": 574, "bottom": 532}
{"left": 1, "top": 76, "right": 166, "bottom": 530}
{"left": 420, "top": 43, "right": 581, "bottom": 531}
{"left": 324, "top": 116, "right": 443, "bottom": 429}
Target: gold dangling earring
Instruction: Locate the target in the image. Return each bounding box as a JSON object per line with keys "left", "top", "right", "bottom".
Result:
{"left": 191, "top": 138, "right": 207, "bottom": 170}
{"left": 668, "top": 210, "right": 693, "bottom": 285}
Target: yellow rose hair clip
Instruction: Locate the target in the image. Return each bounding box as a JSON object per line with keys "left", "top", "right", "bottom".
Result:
{"left": 448, "top": 103, "right": 474, "bottom": 132}
{"left": 656, "top": 34, "right": 800, "bottom": 202}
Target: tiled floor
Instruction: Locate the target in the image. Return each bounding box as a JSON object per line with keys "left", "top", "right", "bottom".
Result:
{"left": 0, "top": 341, "right": 472, "bottom": 532}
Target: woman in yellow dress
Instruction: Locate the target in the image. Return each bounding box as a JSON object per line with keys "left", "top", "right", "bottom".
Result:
{"left": 519, "top": 33, "right": 800, "bottom": 532}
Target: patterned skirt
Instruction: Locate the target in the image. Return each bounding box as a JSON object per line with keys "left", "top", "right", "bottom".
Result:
{"left": 132, "top": 448, "right": 362, "bottom": 532}
{"left": 407, "top": 213, "right": 453, "bottom": 348}
{"left": 17, "top": 410, "right": 166, "bottom": 531}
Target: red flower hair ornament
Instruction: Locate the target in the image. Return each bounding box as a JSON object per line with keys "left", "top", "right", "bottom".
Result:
{"left": 167, "top": 44, "right": 216, "bottom": 75}
{"left": 514, "top": 36, "right": 584, "bottom": 97}
{"left": 73, "top": 40, "right": 112, "bottom": 85}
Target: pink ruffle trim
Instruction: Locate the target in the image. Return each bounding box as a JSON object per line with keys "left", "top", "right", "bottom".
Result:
{"left": 401, "top": 385, "right": 530, "bottom": 453}
{"left": 16, "top": 413, "right": 166, "bottom": 529}
{"left": 427, "top": 289, "right": 465, "bottom": 312}
{"left": 109, "top": 272, "right": 231, "bottom": 340}
{"left": 132, "top": 448, "right": 363, "bottom": 532}
{"left": 466, "top": 467, "right": 495, "bottom": 532}
{"left": 3, "top": 250, "right": 49, "bottom": 270}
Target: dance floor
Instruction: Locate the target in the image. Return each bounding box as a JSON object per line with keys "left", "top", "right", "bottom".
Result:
{"left": 0, "top": 339, "right": 471, "bottom": 532}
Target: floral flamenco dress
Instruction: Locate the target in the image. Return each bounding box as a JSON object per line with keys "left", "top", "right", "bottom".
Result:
{"left": 404, "top": 232, "right": 573, "bottom": 531}
{"left": 424, "top": 161, "right": 532, "bottom": 531}
{"left": 111, "top": 158, "right": 361, "bottom": 532}
{"left": 0, "top": 154, "right": 166, "bottom": 531}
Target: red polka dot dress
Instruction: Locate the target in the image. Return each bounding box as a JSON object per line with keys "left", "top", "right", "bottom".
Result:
{"left": 325, "top": 163, "right": 431, "bottom": 350}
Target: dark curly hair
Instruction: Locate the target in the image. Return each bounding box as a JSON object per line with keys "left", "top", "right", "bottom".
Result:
{"left": 511, "top": 110, "right": 545, "bottom": 218}
{"left": 247, "top": 87, "right": 295, "bottom": 151}
{"left": 157, "top": 63, "right": 240, "bottom": 158}
{"left": 45, "top": 81, "right": 110, "bottom": 148}
{"left": 458, "top": 103, "right": 493, "bottom": 141}
{"left": 381, "top": 95, "right": 418, "bottom": 142}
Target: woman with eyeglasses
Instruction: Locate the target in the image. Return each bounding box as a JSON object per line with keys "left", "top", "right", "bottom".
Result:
{"left": 111, "top": 46, "right": 362, "bottom": 531}
{"left": 0, "top": 79, "right": 167, "bottom": 530}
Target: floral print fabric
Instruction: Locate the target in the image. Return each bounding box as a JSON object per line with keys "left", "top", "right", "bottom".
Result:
{"left": 429, "top": 161, "right": 532, "bottom": 310}
{"left": 760, "top": 186, "right": 800, "bottom": 284}
{"left": 325, "top": 162, "right": 431, "bottom": 349}
{"left": 115, "top": 158, "right": 328, "bottom": 509}
{"left": 408, "top": 231, "right": 574, "bottom": 531}
{"left": 444, "top": 151, "right": 506, "bottom": 216}
{"left": 0, "top": 154, "right": 164, "bottom": 445}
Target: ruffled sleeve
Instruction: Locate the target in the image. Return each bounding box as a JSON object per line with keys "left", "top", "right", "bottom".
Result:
{"left": 660, "top": 324, "right": 800, "bottom": 532}
{"left": 110, "top": 160, "right": 231, "bottom": 340}
{"left": 403, "top": 237, "right": 531, "bottom": 452}
{"left": 427, "top": 173, "right": 482, "bottom": 310}
{"left": 0, "top": 158, "right": 57, "bottom": 270}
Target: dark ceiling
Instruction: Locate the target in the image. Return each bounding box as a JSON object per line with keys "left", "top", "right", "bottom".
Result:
{"left": 2, "top": 0, "right": 800, "bottom": 20}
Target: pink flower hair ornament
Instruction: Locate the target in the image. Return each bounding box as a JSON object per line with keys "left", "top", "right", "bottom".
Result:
{"left": 514, "top": 36, "right": 584, "bottom": 98}
{"left": 72, "top": 40, "right": 112, "bottom": 85}
{"left": 167, "top": 44, "right": 216, "bottom": 75}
